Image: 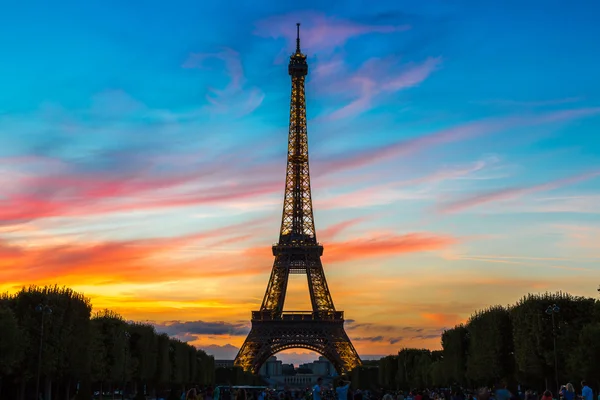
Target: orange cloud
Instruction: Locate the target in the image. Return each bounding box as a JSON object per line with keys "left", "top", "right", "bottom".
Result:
{"left": 421, "top": 312, "right": 464, "bottom": 326}
{"left": 242, "top": 230, "right": 456, "bottom": 265}
{"left": 324, "top": 232, "right": 457, "bottom": 263}
{"left": 0, "top": 218, "right": 271, "bottom": 287}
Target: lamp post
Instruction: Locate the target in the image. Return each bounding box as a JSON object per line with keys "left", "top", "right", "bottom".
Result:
{"left": 122, "top": 330, "right": 131, "bottom": 400}
{"left": 35, "top": 304, "right": 52, "bottom": 400}
{"left": 545, "top": 304, "right": 560, "bottom": 395}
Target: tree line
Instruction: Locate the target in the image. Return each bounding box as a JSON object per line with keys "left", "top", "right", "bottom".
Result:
{"left": 379, "top": 292, "right": 600, "bottom": 392}
{"left": 0, "top": 285, "right": 215, "bottom": 400}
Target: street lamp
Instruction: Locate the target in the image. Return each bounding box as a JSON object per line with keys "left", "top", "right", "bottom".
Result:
{"left": 545, "top": 304, "right": 560, "bottom": 394}
{"left": 35, "top": 304, "right": 52, "bottom": 400}
{"left": 122, "top": 331, "right": 131, "bottom": 400}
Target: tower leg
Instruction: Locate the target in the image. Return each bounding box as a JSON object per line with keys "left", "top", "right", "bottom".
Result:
{"left": 260, "top": 256, "right": 290, "bottom": 313}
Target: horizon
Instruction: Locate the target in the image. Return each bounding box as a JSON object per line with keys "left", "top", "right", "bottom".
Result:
{"left": 1, "top": 1, "right": 599, "bottom": 361}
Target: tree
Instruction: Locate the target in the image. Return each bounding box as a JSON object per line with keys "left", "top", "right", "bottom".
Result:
{"left": 396, "top": 349, "right": 433, "bottom": 389}
{"left": 466, "top": 306, "right": 514, "bottom": 386}
{"left": 90, "top": 309, "right": 129, "bottom": 398}
{"left": 441, "top": 326, "right": 469, "bottom": 386}
{"left": 155, "top": 333, "right": 171, "bottom": 390}
{"left": 379, "top": 355, "right": 399, "bottom": 389}
{"left": 0, "top": 305, "right": 21, "bottom": 396}
{"left": 511, "top": 292, "right": 596, "bottom": 389}
{"left": 128, "top": 322, "right": 158, "bottom": 394}
{"left": 567, "top": 322, "right": 600, "bottom": 389}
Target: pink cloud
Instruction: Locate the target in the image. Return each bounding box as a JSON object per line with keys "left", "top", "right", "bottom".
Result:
{"left": 438, "top": 170, "right": 600, "bottom": 214}
{"left": 315, "top": 159, "right": 491, "bottom": 210}
{"left": 0, "top": 154, "right": 282, "bottom": 224}
{"left": 319, "top": 217, "right": 369, "bottom": 241}
{"left": 317, "top": 108, "right": 600, "bottom": 176}
{"left": 254, "top": 12, "right": 409, "bottom": 54}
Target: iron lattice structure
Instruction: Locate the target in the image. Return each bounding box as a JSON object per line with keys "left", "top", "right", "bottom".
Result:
{"left": 234, "top": 24, "right": 361, "bottom": 374}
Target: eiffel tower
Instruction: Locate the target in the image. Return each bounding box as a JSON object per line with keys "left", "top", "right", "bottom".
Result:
{"left": 234, "top": 24, "right": 362, "bottom": 374}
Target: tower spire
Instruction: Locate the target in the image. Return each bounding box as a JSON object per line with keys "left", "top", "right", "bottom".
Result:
{"left": 296, "top": 22, "right": 301, "bottom": 53}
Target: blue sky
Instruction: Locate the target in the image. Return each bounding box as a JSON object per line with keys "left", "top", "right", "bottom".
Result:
{"left": 1, "top": 1, "right": 599, "bottom": 363}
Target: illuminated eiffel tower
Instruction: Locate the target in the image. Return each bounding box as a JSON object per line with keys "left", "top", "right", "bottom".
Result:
{"left": 234, "top": 24, "right": 362, "bottom": 374}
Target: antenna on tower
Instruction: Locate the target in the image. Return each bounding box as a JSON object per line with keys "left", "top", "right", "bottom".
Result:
{"left": 296, "top": 23, "right": 301, "bottom": 53}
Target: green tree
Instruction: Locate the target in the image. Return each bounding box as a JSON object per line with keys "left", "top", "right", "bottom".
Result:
{"left": 196, "top": 350, "right": 215, "bottom": 385}
{"left": 396, "top": 349, "right": 432, "bottom": 389}
{"left": 2, "top": 285, "right": 93, "bottom": 400}
{"left": 466, "top": 306, "right": 514, "bottom": 386}
{"left": 441, "top": 325, "right": 469, "bottom": 386}
{"left": 379, "top": 355, "right": 399, "bottom": 389}
{"left": 90, "top": 309, "right": 129, "bottom": 398}
{"left": 567, "top": 322, "right": 600, "bottom": 389}
{"left": 128, "top": 322, "right": 158, "bottom": 394}
{"left": 511, "top": 292, "right": 596, "bottom": 388}
{"left": 155, "top": 333, "right": 171, "bottom": 390}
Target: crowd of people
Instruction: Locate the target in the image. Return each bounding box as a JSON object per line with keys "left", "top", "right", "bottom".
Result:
{"left": 165, "top": 379, "right": 597, "bottom": 400}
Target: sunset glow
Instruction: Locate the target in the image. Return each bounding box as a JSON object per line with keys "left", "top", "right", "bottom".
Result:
{"left": 1, "top": 1, "right": 599, "bottom": 364}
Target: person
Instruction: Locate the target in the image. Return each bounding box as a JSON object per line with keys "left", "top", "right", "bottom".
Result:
{"left": 541, "top": 391, "right": 553, "bottom": 400}
{"left": 582, "top": 381, "right": 593, "bottom": 400}
{"left": 336, "top": 378, "right": 351, "bottom": 400}
{"left": 477, "top": 388, "right": 490, "bottom": 400}
{"left": 236, "top": 389, "right": 247, "bottom": 400}
{"left": 314, "top": 378, "right": 324, "bottom": 400}
{"left": 496, "top": 381, "right": 512, "bottom": 400}
{"left": 564, "top": 384, "right": 575, "bottom": 400}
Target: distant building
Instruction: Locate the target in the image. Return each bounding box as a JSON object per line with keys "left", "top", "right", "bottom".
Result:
{"left": 299, "top": 356, "right": 336, "bottom": 377}
{"left": 259, "top": 356, "right": 283, "bottom": 376}
{"left": 259, "top": 356, "right": 336, "bottom": 389}
{"left": 281, "top": 363, "right": 295, "bottom": 375}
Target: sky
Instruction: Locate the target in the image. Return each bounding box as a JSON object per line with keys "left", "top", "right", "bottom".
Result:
{"left": 1, "top": 0, "right": 600, "bottom": 365}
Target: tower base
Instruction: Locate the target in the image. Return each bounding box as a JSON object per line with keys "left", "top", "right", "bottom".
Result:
{"left": 235, "top": 311, "right": 361, "bottom": 374}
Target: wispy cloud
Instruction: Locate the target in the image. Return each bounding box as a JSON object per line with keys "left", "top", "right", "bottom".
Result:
{"left": 438, "top": 170, "right": 600, "bottom": 214}
{"left": 0, "top": 219, "right": 269, "bottom": 285}
{"left": 0, "top": 151, "right": 281, "bottom": 224}
{"left": 353, "top": 336, "right": 385, "bottom": 342}
{"left": 183, "top": 48, "right": 264, "bottom": 117}
{"left": 319, "top": 217, "right": 370, "bottom": 240}
{"left": 316, "top": 158, "right": 495, "bottom": 210}
{"left": 476, "top": 97, "right": 583, "bottom": 108}
{"left": 324, "top": 57, "right": 441, "bottom": 120}
{"left": 324, "top": 232, "right": 456, "bottom": 263}
{"left": 317, "top": 108, "right": 600, "bottom": 176}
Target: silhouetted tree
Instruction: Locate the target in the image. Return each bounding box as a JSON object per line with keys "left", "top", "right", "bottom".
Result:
{"left": 441, "top": 325, "right": 469, "bottom": 386}
{"left": 466, "top": 306, "right": 514, "bottom": 386}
